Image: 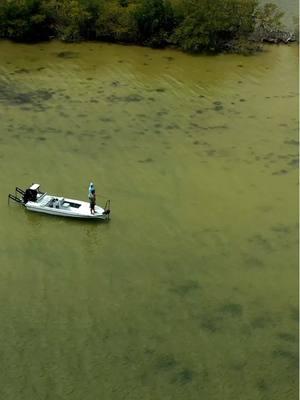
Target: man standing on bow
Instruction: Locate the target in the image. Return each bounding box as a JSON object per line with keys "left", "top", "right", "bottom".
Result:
{"left": 88, "top": 182, "right": 96, "bottom": 214}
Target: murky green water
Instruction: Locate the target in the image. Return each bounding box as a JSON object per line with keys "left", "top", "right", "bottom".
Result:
{"left": 0, "top": 40, "right": 298, "bottom": 399}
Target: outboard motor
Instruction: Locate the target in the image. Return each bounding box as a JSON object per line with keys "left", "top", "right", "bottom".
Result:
{"left": 23, "top": 189, "right": 37, "bottom": 204}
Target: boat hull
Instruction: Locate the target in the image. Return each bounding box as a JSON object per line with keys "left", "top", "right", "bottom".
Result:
{"left": 25, "top": 195, "right": 109, "bottom": 220}
{"left": 25, "top": 205, "right": 109, "bottom": 219}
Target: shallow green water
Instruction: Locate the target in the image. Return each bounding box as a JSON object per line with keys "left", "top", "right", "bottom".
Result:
{"left": 0, "top": 41, "right": 298, "bottom": 399}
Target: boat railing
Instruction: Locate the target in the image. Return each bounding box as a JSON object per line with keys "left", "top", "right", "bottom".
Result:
{"left": 36, "top": 192, "right": 47, "bottom": 202}
{"left": 8, "top": 186, "right": 25, "bottom": 205}
{"left": 15, "top": 187, "right": 25, "bottom": 197}
{"left": 8, "top": 193, "right": 23, "bottom": 204}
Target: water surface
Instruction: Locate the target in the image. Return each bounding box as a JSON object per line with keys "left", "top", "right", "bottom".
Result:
{"left": 0, "top": 41, "right": 298, "bottom": 399}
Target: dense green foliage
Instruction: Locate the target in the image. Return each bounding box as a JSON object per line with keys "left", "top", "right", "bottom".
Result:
{"left": 172, "top": 0, "right": 258, "bottom": 52}
{"left": 95, "top": 0, "right": 138, "bottom": 42}
{"left": 0, "top": 0, "right": 288, "bottom": 52}
{"left": 133, "top": 0, "right": 176, "bottom": 47}
{"left": 0, "top": 0, "right": 53, "bottom": 41}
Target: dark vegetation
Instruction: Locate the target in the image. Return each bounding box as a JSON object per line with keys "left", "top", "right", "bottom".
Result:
{"left": 0, "top": 0, "right": 295, "bottom": 53}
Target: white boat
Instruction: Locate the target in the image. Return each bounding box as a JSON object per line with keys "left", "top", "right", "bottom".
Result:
{"left": 8, "top": 183, "right": 111, "bottom": 220}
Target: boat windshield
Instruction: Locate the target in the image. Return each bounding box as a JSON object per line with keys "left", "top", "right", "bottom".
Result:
{"left": 36, "top": 192, "right": 47, "bottom": 202}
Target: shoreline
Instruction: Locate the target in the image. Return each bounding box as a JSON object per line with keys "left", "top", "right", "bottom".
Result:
{"left": 0, "top": 0, "right": 296, "bottom": 55}
{"left": 0, "top": 33, "right": 297, "bottom": 56}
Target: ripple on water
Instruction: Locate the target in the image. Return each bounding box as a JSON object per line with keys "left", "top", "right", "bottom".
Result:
{"left": 106, "top": 94, "right": 144, "bottom": 103}
{"left": 244, "top": 255, "right": 264, "bottom": 268}
{"left": 250, "top": 314, "right": 274, "bottom": 329}
{"left": 171, "top": 368, "right": 195, "bottom": 385}
{"left": 289, "top": 306, "right": 299, "bottom": 323}
{"left": 55, "top": 51, "right": 79, "bottom": 59}
{"left": 219, "top": 303, "right": 243, "bottom": 317}
{"left": 200, "top": 314, "right": 223, "bottom": 333}
{"left": 169, "top": 280, "right": 201, "bottom": 296}
{"left": 272, "top": 348, "right": 298, "bottom": 368}
{"left": 256, "top": 378, "right": 269, "bottom": 392}
{"left": 277, "top": 332, "right": 297, "bottom": 343}
{"left": 155, "top": 354, "right": 178, "bottom": 370}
